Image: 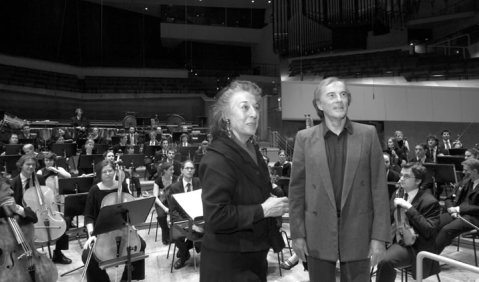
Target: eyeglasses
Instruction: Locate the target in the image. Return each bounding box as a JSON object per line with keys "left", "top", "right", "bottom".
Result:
{"left": 400, "top": 174, "right": 415, "bottom": 180}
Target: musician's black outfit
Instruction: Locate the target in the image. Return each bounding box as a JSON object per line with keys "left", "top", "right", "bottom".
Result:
{"left": 82, "top": 183, "right": 145, "bottom": 282}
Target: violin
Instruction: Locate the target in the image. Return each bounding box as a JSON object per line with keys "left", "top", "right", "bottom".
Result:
{"left": 391, "top": 187, "right": 417, "bottom": 246}
{"left": 22, "top": 174, "right": 66, "bottom": 244}
{"left": 0, "top": 202, "right": 58, "bottom": 282}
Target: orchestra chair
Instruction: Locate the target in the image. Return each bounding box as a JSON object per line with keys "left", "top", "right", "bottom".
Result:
{"left": 456, "top": 229, "right": 478, "bottom": 266}
{"left": 168, "top": 219, "right": 203, "bottom": 272}
{"left": 147, "top": 208, "right": 160, "bottom": 242}
{"left": 396, "top": 264, "right": 440, "bottom": 282}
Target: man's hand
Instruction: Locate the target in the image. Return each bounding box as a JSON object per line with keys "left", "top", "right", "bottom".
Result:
{"left": 292, "top": 238, "right": 309, "bottom": 262}
{"left": 447, "top": 206, "right": 459, "bottom": 214}
{"left": 394, "top": 198, "right": 412, "bottom": 210}
{"left": 261, "top": 196, "right": 289, "bottom": 218}
{"left": 369, "top": 239, "right": 386, "bottom": 267}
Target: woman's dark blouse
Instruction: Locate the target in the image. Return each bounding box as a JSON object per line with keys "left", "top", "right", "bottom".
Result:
{"left": 83, "top": 183, "right": 129, "bottom": 226}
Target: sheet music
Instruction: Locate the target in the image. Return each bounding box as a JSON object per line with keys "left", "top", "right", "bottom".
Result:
{"left": 172, "top": 189, "right": 203, "bottom": 220}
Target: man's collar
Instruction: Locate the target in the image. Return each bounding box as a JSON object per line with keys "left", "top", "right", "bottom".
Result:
{"left": 322, "top": 118, "right": 353, "bottom": 137}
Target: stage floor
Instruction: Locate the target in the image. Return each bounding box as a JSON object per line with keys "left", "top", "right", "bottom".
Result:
{"left": 53, "top": 213, "right": 479, "bottom": 282}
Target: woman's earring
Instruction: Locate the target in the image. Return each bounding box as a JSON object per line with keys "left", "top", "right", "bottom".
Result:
{"left": 226, "top": 119, "right": 232, "bottom": 138}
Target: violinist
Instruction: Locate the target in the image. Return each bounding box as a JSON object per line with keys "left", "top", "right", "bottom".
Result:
{"left": 376, "top": 163, "right": 441, "bottom": 282}
{"left": 81, "top": 160, "right": 146, "bottom": 282}
{"left": 10, "top": 154, "right": 72, "bottom": 264}
{"left": 435, "top": 158, "right": 479, "bottom": 254}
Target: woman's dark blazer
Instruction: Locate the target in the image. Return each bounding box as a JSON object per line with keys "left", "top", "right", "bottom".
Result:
{"left": 199, "top": 136, "right": 283, "bottom": 253}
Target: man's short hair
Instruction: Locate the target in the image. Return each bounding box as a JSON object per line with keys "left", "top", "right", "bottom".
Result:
{"left": 401, "top": 162, "right": 427, "bottom": 186}
{"left": 462, "top": 158, "right": 479, "bottom": 172}
{"left": 441, "top": 129, "right": 450, "bottom": 135}
{"left": 312, "top": 77, "right": 351, "bottom": 118}
{"left": 415, "top": 143, "right": 427, "bottom": 150}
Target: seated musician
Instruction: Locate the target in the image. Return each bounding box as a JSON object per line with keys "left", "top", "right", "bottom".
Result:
{"left": 155, "top": 139, "right": 170, "bottom": 163}
{"left": 193, "top": 140, "right": 209, "bottom": 163}
{"left": 168, "top": 160, "right": 202, "bottom": 270}
{"left": 94, "top": 150, "right": 116, "bottom": 183}
{"left": 153, "top": 162, "right": 178, "bottom": 245}
{"left": 77, "top": 139, "right": 96, "bottom": 176}
{"left": 0, "top": 133, "right": 20, "bottom": 156}
{"left": 0, "top": 173, "right": 37, "bottom": 225}
{"left": 465, "top": 148, "right": 479, "bottom": 160}
{"left": 163, "top": 148, "right": 182, "bottom": 177}
{"left": 127, "top": 126, "right": 139, "bottom": 146}
{"left": 145, "top": 130, "right": 159, "bottom": 146}
{"left": 178, "top": 133, "right": 190, "bottom": 147}
{"left": 273, "top": 149, "right": 291, "bottom": 177}
{"left": 81, "top": 160, "right": 146, "bottom": 282}
{"left": 435, "top": 158, "right": 479, "bottom": 254}
{"left": 122, "top": 146, "right": 142, "bottom": 197}
{"left": 376, "top": 163, "right": 441, "bottom": 281}
{"left": 112, "top": 135, "right": 128, "bottom": 154}
{"left": 89, "top": 127, "right": 105, "bottom": 145}
{"left": 18, "top": 124, "right": 39, "bottom": 147}
{"left": 10, "top": 154, "right": 72, "bottom": 264}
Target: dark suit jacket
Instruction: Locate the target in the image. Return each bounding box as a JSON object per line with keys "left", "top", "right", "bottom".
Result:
{"left": 450, "top": 179, "right": 479, "bottom": 218}
{"left": 390, "top": 189, "right": 441, "bottom": 278}
{"left": 11, "top": 174, "right": 46, "bottom": 207}
{"left": 168, "top": 177, "right": 201, "bottom": 223}
{"left": 387, "top": 169, "right": 401, "bottom": 199}
{"left": 289, "top": 121, "right": 390, "bottom": 261}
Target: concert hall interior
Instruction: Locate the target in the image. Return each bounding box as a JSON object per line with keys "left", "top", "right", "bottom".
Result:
{"left": 1, "top": 0, "right": 479, "bottom": 281}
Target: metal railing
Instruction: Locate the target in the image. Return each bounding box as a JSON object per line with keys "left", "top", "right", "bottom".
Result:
{"left": 271, "top": 131, "right": 294, "bottom": 157}
{"left": 416, "top": 251, "right": 479, "bottom": 282}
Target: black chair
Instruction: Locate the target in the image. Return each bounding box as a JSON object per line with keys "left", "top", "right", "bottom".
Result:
{"left": 168, "top": 220, "right": 203, "bottom": 272}
{"left": 396, "top": 264, "right": 440, "bottom": 282}
{"left": 457, "top": 229, "right": 478, "bottom": 266}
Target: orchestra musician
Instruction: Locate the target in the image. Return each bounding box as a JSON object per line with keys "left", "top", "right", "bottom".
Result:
{"left": 375, "top": 163, "right": 441, "bottom": 282}
{"left": 127, "top": 126, "right": 139, "bottom": 146}
{"left": 10, "top": 154, "right": 72, "bottom": 264}
{"left": 199, "top": 80, "right": 288, "bottom": 281}
{"left": 1, "top": 133, "right": 19, "bottom": 156}
{"left": 178, "top": 133, "right": 190, "bottom": 147}
{"left": 435, "top": 158, "right": 479, "bottom": 254}
{"left": 152, "top": 162, "right": 177, "bottom": 245}
{"left": 71, "top": 108, "right": 89, "bottom": 140}
{"left": 81, "top": 160, "right": 146, "bottom": 282}
{"left": 168, "top": 160, "right": 202, "bottom": 270}
{"left": 0, "top": 173, "right": 37, "bottom": 228}
{"left": 273, "top": 149, "right": 291, "bottom": 177}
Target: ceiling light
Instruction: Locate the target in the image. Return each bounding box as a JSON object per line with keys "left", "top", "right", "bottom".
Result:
{"left": 144, "top": 7, "right": 148, "bottom": 11}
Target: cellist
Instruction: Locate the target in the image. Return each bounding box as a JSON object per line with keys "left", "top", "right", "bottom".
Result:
{"left": 375, "top": 163, "right": 441, "bottom": 282}
{"left": 10, "top": 154, "right": 72, "bottom": 264}
{"left": 81, "top": 160, "right": 146, "bottom": 282}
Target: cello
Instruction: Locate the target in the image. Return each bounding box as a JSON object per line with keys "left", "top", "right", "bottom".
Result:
{"left": 23, "top": 173, "right": 67, "bottom": 244}
{"left": 0, "top": 196, "right": 58, "bottom": 282}
{"left": 82, "top": 161, "right": 141, "bottom": 282}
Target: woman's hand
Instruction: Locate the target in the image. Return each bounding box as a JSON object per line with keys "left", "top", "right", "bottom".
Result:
{"left": 261, "top": 196, "right": 289, "bottom": 218}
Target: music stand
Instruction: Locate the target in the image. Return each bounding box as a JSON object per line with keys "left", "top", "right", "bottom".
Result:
{"left": 94, "top": 197, "right": 155, "bottom": 281}
{"left": 78, "top": 154, "right": 103, "bottom": 174}
{"left": 94, "top": 144, "right": 110, "bottom": 155}
{"left": 59, "top": 177, "right": 94, "bottom": 195}
{"left": 52, "top": 143, "right": 77, "bottom": 158}
{"left": 423, "top": 163, "right": 458, "bottom": 184}
{"left": 4, "top": 144, "right": 23, "bottom": 155}
{"left": 0, "top": 154, "right": 21, "bottom": 175}
{"left": 143, "top": 145, "right": 162, "bottom": 157}
{"left": 178, "top": 146, "right": 197, "bottom": 162}
{"left": 121, "top": 154, "right": 145, "bottom": 168}
{"left": 437, "top": 156, "right": 464, "bottom": 172}
{"left": 449, "top": 148, "right": 467, "bottom": 156}
{"left": 19, "top": 138, "right": 35, "bottom": 145}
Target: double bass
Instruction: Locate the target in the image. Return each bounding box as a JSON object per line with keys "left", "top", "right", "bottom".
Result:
{"left": 23, "top": 174, "right": 66, "bottom": 244}
{"left": 0, "top": 200, "right": 58, "bottom": 282}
